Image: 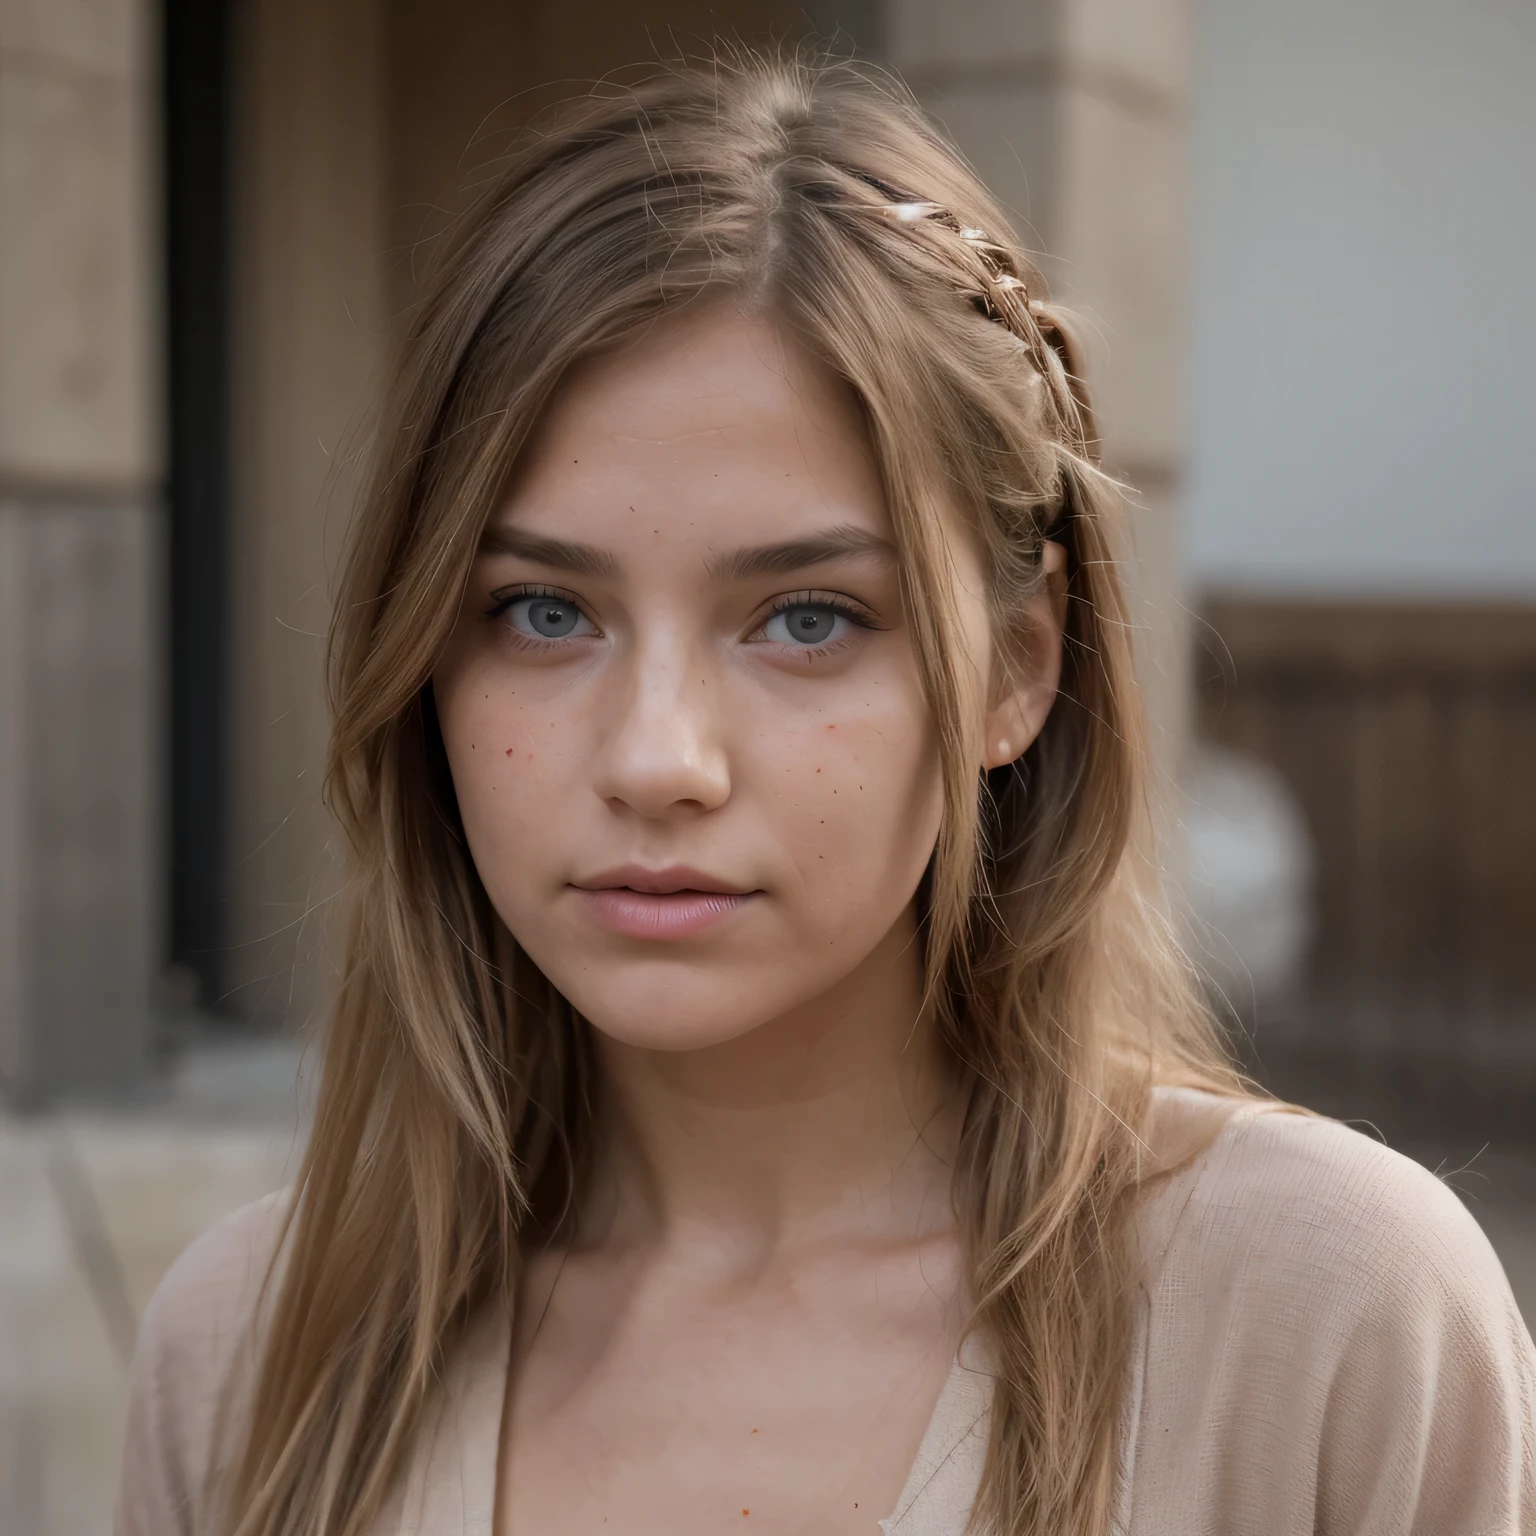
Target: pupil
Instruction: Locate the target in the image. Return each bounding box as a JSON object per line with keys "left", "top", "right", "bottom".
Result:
{"left": 789, "top": 607, "right": 830, "bottom": 642}
{"left": 531, "top": 601, "right": 577, "bottom": 637}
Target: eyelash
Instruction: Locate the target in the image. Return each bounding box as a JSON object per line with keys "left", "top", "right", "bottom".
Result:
{"left": 483, "top": 583, "right": 568, "bottom": 621}
{"left": 482, "top": 584, "right": 880, "bottom": 652}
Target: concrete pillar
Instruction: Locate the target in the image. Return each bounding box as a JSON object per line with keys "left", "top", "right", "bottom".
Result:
{"left": 0, "top": 0, "right": 161, "bottom": 1102}
{"left": 224, "top": 0, "right": 388, "bottom": 1026}
{"left": 887, "top": 0, "right": 1193, "bottom": 790}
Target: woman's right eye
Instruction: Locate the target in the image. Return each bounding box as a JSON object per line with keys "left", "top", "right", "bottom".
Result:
{"left": 489, "top": 591, "right": 599, "bottom": 644}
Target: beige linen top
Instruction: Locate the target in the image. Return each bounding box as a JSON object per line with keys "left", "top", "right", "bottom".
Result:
{"left": 116, "top": 1090, "right": 1536, "bottom": 1534}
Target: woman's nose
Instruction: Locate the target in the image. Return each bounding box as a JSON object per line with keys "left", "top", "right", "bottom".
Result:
{"left": 589, "top": 642, "right": 731, "bottom": 819}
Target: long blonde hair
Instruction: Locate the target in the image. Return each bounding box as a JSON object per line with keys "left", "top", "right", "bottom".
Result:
{"left": 230, "top": 48, "right": 1247, "bottom": 1536}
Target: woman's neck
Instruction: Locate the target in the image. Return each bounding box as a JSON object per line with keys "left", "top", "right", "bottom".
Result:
{"left": 582, "top": 912, "right": 964, "bottom": 1261}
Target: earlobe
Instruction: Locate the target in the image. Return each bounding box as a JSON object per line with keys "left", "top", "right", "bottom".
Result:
{"left": 981, "top": 703, "right": 1033, "bottom": 770}
{"left": 980, "top": 539, "right": 1066, "bottom": 770}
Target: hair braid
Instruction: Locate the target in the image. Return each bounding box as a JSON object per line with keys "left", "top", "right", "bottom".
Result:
{"left": 841, "top": 167, "right": 1100, "bottom": 463}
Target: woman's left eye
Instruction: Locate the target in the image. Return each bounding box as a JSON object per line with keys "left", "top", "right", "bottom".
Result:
{"left": 760, "top": 600, "right": 864, "bottom": 648}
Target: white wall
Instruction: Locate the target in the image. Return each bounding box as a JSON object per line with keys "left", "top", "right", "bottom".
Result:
{"left": 1188, "top": 0, "right": 1536, "bottom": 597}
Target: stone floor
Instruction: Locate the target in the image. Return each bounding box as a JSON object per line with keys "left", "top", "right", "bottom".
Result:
{"left": 1, "top": 1035, "right": 312, "bottom": 1536}
{"left": 1, "top": 1036, "right": 1533, "bottom": 1536}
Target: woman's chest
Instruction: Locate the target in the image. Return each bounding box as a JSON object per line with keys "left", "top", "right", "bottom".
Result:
{"left": 497, "top": 1246, "right": 966, "bottom": 1536}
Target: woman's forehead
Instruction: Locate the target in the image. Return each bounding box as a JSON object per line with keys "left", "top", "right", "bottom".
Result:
{"left": 541, "top": 303, "right": 857, "bottom": 436}
{"left": 496, "top": 305, "right": 891, "bottom": 553}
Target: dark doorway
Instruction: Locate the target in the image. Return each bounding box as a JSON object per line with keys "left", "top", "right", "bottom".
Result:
{"left": 163, "top": 0, "right": 233, "bottom": 1011}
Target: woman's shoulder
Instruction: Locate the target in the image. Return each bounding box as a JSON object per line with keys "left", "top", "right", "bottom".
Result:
{"left": 1139, "top": 1085, "right": 1511, "bottom": 1304}
{"left": 118, "top": 1190, "right": 293, "bottom": 1535}
{"left": 134, "top": 1187, "right": 292, "bottom": 1381}
{"left": 1125, "top": 1086, "right": 1536, "bottom": 1533}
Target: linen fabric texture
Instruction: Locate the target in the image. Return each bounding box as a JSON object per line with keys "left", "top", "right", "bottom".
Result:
{"left": 115, "top": 1089, "right": 1536, "bottom": 1535}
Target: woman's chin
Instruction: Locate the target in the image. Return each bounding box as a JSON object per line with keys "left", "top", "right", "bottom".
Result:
{"left": 557, "top": 975, "right": 792, "bottom": 1056}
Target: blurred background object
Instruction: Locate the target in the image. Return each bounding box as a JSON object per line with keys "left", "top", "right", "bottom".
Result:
{"left": 1188, "top": 0, "right": 1536, "bottom": 1135}
{"left": 0, "top": 0, "right": 1532, "bottom": 1529}
{"left": 1181, "top": 740, "right": 1312, "bottom": 1023}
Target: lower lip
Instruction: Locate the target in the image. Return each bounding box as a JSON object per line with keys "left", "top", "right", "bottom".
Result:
{"left": 574, "top": 887, "right": 756, "bottom": 939}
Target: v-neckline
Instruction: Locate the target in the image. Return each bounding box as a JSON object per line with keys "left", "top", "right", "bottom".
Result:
{"left": 879, "top": 1332, "right": 997, "bottom": 1532}
{"left": 385, "top": 1306, "right": 997, "bottom": 1535}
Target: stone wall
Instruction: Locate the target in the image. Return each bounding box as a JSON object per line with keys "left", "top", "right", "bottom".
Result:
{"left": 0, "top": 0, "right": 160, "bottom": 1100}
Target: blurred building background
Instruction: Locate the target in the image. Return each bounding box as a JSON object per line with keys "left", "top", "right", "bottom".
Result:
{"left": 1189, "top": 0, "right": 1536, "bottom": 1133}
{"left": 1, "top": 0, "right": 1532, "bottom": 1529}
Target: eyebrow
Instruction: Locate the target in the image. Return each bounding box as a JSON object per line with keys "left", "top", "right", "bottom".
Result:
{"left": 477, "top": 521, "right": 898, "bottom": 582}
{"left": 477, "top": 527, "right": 618, "bottom": 577}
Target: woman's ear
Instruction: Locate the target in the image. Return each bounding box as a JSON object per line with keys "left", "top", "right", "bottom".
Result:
{"left": 981, "top": 539, "right": 1067, "bottom": 769}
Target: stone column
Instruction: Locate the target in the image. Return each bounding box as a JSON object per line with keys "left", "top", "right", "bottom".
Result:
{"left": 224, "top": 0, "right": 387, "bottom": 1027}
{"left": 886, "top": 0, "right": 1193, "bottom": 795}
{"left": 0, "top": 0, "right": 161, "bottom": 1102}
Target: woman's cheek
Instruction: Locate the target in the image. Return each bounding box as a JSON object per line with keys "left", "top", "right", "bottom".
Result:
{"left": 775, "top": 712, "right": 941, "bottom": 911}
{"left": 442, "top": 692, "right": 561, "bottom": 857}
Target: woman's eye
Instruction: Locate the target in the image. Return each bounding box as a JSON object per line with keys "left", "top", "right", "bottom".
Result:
{"left": 763, "top": 602, "right": 853, "bottom": 647}
{"left": 502, "top": 594, "right": 597, "bottom": 641}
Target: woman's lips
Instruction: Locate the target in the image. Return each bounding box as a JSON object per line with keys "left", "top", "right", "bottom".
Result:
{"left": 574, "top": 887, "right": 756, "bottom": 940}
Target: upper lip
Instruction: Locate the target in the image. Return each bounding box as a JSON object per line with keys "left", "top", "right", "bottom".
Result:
{"left": 573, "top": 864, "right": 755, "bottom": 896}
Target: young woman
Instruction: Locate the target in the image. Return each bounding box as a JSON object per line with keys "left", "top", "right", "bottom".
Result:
{"left": 118, "top": 53, "right": 1535, "bottom": 1536}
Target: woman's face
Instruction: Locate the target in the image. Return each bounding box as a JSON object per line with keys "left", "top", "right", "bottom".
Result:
{"left": 434, "top": 306, "right": 1041, "bottom": 1054}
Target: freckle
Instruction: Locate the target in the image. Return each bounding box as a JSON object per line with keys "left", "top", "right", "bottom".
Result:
{"left": 751, "top": 1428, "right": 759, "bottom": 1434}
{"left": 742, "top": 1512, "right": 750, "bottom": 1519}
